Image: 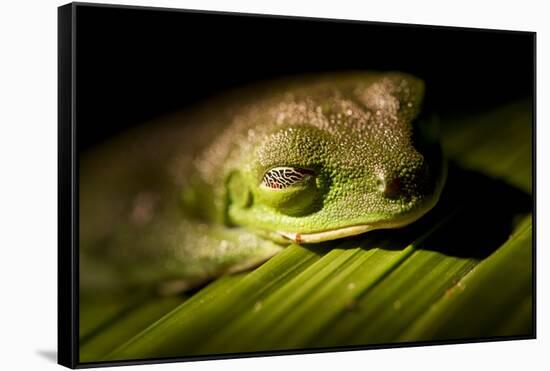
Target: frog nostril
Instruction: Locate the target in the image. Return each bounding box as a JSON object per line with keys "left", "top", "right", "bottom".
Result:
{"left": 384, "top": 178, "right": 402, "bottom": 199}
{"left": 376, "top": 174, "right": 402, "bottom": 199}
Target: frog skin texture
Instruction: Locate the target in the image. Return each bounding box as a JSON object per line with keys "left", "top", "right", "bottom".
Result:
{"left": 80, "top": 72, "right": 446, "bottom": 294}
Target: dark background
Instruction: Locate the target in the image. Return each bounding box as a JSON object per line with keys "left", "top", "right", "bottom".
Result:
{"left": 75, "top": 4, "right": 534, "bottom": 150}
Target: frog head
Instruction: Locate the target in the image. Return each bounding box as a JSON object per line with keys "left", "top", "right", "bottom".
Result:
{"left": 200, "top": 72, "right": 446, "bottom": 244}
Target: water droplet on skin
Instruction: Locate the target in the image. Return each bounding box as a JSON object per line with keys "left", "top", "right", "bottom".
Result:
{"left": 129, "top": 191, "right": 159, "bottom": 225}
{"left": 219, "top": 240, "right": 229, "bottom": 252}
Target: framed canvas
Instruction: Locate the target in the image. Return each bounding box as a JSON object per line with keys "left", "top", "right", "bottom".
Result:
{"left": 58, "top": 2, "right": 536, "bottom": 368}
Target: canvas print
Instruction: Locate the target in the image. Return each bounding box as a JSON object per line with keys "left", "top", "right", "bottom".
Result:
{"left": 62, "top": 3, "right": 534, "bottom": 367}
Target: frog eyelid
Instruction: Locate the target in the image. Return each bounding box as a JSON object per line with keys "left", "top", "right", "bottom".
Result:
{"left": 261, "top": 167, "right": 314, "bottom": 189}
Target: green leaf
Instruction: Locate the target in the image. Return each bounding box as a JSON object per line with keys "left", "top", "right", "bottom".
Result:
{"left": 398, "top": 217, "right": 533, "bottom": 342}
{"left": 80, "top": 295, "right": 186, "bottom": 362}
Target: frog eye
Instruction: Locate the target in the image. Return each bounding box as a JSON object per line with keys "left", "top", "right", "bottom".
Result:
{"left": 261, "top": 167, "right": 314, "bottom": 189}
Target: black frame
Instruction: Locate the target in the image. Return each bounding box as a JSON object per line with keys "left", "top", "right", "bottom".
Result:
{"left": 58, "top": 3, "right": 78, "bottom": 367}
{"left": 58, "top": 2, "right": 537, "bottom": 369}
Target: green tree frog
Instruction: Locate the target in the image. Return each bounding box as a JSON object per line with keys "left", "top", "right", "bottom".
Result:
{"left": 80, "top": 72, "right": 446, "bottom": 293}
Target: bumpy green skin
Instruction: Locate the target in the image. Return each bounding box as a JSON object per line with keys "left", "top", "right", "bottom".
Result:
{"left": 80, "top": 72, "right": 445, "bottom": 293}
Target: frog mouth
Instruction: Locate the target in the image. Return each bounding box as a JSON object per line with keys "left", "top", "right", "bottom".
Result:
{"left": 277, "top": 224, "right": 377, "bottom": 244}
{"left": 276, "top": 217, "right": 413, "bottom": 244}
